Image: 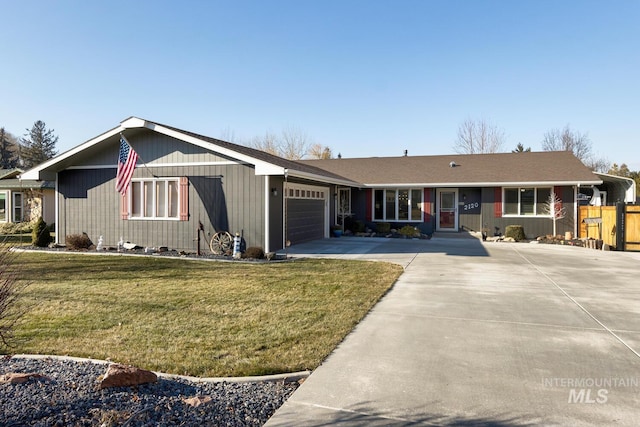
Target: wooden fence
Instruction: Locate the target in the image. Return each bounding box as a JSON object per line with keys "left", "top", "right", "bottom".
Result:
{"left": 579, "top": 204, "right": 640, "bottom": 251}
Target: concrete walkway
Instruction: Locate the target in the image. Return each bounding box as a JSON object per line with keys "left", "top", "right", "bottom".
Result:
{"left": 267, "top": 236, "right": 640, "bottom": 426}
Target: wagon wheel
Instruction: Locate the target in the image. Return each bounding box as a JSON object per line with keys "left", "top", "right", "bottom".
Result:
{"left": 210, "top": 231, "right": 233, "bottom": 255}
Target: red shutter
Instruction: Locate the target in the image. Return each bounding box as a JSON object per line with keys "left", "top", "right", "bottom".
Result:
{"left": 554, "top": 186, "right": 563, "bottom": 213}
{"left": 494, "top": 187, "right": 502, "bottom": 218}
{"left": 179, "top": 177, "right": 189, "bottom": 221}
{"left": 423, "top": 188, "right": 432, "bottom": 222}
{"left": 365, "top": 189, "right": 372, "bottom": 221}
{"left": 120, "top": 190, "right": 129, "bottom": 220}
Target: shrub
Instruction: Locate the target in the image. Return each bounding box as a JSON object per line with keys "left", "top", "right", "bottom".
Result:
{"left": 353, "top": 220, "right": 366, "bottom": 233}
{"left": 0, "top": 222, "right": 33, "bottom": 235}
{"left": 505, "top": 225, "right": 526, "bottom": 241}
{"left": 376, "top": 222, "right": 391, "bottom": 234}
{"left": 31, "top": 217, "right": 53, "bottom": 247}
{"left": 66, "top": 233, "right": 93, "bottom": 250}
{"left": 243, "top": 246, "right": 265, "bottom": 259}
{"left": 398, "top": 225, "right": 420, "bottom": 238}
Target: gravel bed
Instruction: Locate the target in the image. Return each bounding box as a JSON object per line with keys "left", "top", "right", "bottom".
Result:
{"left": 1, "top": 357, "right": 299, "bottom": 426}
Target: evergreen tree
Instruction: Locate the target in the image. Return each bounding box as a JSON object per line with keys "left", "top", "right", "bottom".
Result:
{"left": 0, "top": 128, "right": 19, "bottom": 169}
{"left": 19, "top": 120, "right": 58, "bottom": 169}
{"left": 512, "top": 142, "right": 531, "bottom": 153}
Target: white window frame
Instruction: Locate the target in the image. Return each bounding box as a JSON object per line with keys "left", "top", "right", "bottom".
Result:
{"left": 502, "top": 187, "right": 554, "bottom": 217}
{"left": 373, "top": 188, "right": 424, "bottom": 222}
{"left": 285, "top": 183, "right": 327, "bottom": 200}
{"left": 13, "top": 192, "right": 23, "bottom": 222}
{"left": 0, "top": 191, "right": 7, "bottom": 223}
{"left": 129, "top": 178, "right": 180, "bottom": 220}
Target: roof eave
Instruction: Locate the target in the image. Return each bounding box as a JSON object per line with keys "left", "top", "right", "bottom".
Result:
{"left": 361, "top": 180, "right": 603, "bottom": 188}
{"left": 285, "top": 169, "right": 360, "bottom": 187}
{"left": 20, "top": 125, "right": 124, "bottom": 180}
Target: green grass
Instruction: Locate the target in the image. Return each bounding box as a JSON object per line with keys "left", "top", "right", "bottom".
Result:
{"left": 8, "top": 252, "right": 402, "bottom": 377}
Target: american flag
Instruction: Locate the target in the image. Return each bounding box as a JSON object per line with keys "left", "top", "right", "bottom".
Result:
{"left": 115, "top": 136, "right": 139, "bottom": 195}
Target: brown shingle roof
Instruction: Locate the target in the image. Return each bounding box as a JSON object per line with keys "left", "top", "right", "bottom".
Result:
{"left": 300, "top": 151, "right": 601, "bottom": 186}
{"left": 152, "top": 121, "right": 357, "bottom": 184}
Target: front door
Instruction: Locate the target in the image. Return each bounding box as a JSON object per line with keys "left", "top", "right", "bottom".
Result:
{"left": 437, "top": 189, "right": 458, "bottom": 231}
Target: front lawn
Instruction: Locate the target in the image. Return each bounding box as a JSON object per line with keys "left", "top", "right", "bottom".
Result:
{"left": 8, "top": 252, "right": 402, "bottom": 377}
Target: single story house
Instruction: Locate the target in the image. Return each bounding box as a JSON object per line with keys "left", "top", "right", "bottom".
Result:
{"left": 300, "top": 152, "right": 628, "bottom": 238}
{"left": 21, "top": 117, "right": 634, "bottom": 252}
{"left": 21, "top": 117, "right": 358, "bottom": 252}
{"left": 0, "top": 168, "right": 55, "bottom": 225}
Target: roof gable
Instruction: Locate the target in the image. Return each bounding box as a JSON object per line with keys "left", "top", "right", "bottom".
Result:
{"left": 21, "top": 117, "right": 357, "bottom": 185}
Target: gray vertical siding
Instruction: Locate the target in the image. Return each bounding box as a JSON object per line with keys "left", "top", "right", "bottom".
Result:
{"left": 458, "top": 187, "right": 482, "bottom": 232}
{"left": 481, "top": 186, "right": 576, "bottom": 238}
{"left": 58, "top": 131, "right": 267, "bottom": 252}
{"left": 351, "top": 189, "right": 368, "bottom": 223}
{"left": 268, "top": 176, "right": 284, "bottom": 252}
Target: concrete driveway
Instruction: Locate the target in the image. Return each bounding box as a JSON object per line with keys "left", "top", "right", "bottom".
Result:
{"left": 267, "top": 236, "right": 640, "bottom": 426}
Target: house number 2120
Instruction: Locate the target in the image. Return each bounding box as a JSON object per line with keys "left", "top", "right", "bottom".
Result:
{"left": 463, "top": 202, "right": 479, "bottom": 211}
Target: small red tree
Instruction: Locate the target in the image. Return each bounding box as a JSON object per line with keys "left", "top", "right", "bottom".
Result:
{"left": 542, "top": 191, "right": 567, "bottom": 237}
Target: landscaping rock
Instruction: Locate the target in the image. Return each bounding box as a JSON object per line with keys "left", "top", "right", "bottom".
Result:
{"left": 183, "top": 395, "right": 213, "bottom": 407}
{"left": 1, "top": 357, "right": 299, "bottom": 426}
{"left": 0, "top": 372, "right": 49, "bottom": 384}
{"left": 98, "top": 363, "right": 157, "bottom": 389}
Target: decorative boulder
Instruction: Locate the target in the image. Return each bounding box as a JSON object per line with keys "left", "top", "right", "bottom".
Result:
{"left": 98, "top": 363, "right": 157, "bottom": 389}
{"left": 0, "top": 372, "right": 49, "bottom": 384}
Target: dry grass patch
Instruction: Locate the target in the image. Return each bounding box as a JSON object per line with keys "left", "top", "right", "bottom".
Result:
{"left": 10, "top": 252, "right": 402, "bottom": 377}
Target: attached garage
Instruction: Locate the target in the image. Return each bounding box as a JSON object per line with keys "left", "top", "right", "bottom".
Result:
{"left": 285, "top": 183, "right": 329, "bottom": 245}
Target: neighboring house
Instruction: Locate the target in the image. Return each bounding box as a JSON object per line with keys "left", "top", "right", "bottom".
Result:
{"left": 21, "top": 117, "right": 632, "bottom": 251}
{"left": 0, "top": 169, "right": 55, "bottom": 225}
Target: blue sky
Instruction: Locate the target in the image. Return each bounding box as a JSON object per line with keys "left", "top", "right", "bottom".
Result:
{"left": 1, "top": 1, "right": 638, "bottom": 169}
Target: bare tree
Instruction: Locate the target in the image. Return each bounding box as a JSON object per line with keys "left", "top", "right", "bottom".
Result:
{"left": 250, "top": 131, "right": 280, "bottom": 156}
{"left": 541, "top": 191, "right": 567, "bottom": 237}
{"left": 218, "top": 126, "right": 238, "bottom": 143}
{"left": 541, "top": 125, "right": 608, "bottom": 171}
{"left": 249, "top": 127, "right": 314, "bottom": 160}
{"left": 542, "top": 125, "right": 591, "bottom": 160}
{"left": 453, "top": 118, "right": 505, "bottom": 154}
{"left": 587, "top": 156, "right": 610, "bottom": 173}
{"left": 308, "top": 143, "right": 333, "bottom": 159}
{"left": 0, "top": 250, "right": 29, "bottom": 350}
{"left": 280, "top": 126, "right": 311, "bottom": 160}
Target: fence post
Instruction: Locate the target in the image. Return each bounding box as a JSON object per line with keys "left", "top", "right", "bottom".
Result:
{"left": 616, "top": 202, "right": 625, "bottom": 251}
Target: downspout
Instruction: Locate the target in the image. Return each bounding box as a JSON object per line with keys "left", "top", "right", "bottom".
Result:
{"left": 574, "top": 184, "right": 579, "bottom": 239}
{"left": 55, "top": 172, "right": 60, "bottom": 245}
{"left": 264, "top": 175, "right": 270, "bottom": 254}
{"left": 283, "top": 169, "right": 288, "bottom": 257}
